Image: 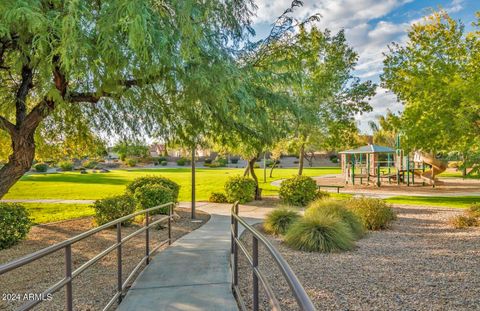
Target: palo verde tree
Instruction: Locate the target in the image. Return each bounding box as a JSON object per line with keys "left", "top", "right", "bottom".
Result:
{"left": 277, "top": 25, "right": 375, "bottom": 175}
{"left": 382, "top": 11, "right": 480, "bottom": 171}
{"left": 0, "top": 0, "right": 256, "bottom": 198}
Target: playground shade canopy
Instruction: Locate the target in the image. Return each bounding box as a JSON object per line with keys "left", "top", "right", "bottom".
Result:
{"left": 339, "top": 144, "right": 395, "bottom": 154}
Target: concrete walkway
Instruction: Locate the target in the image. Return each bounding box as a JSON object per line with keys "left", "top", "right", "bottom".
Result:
{"left": 117, "top": 203, "right": 272, "bottom": 311}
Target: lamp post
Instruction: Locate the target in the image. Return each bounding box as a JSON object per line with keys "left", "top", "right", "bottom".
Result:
{"left": 191, "top": 145, "right": 196, "bottom": 219}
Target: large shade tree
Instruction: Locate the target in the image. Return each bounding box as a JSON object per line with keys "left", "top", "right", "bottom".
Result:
{"left": 281, "top": 26, "right": 375, "bottom": 175}
{"left": 0, "top": 0, "right": 256, "bottom": 197}
{"left": 382, "top": 10, "right": 480, "bottom": 163}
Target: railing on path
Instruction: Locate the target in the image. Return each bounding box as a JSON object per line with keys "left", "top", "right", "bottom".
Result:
{"left": 230, "top": 202, "right": 316, "bottom": 311}
{"left": 0, "top": 202, "right": 175, "bottom": 311}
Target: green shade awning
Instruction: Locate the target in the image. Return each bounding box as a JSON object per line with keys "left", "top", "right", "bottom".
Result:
{"left": 339, "top": 144, "right": 395, "bottom": 154}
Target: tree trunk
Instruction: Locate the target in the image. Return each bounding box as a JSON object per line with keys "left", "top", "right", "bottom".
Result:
{"left": 0, "top": 130, "right": 36, "bottom": 198}
{"left": 298, "top": 143, "right": 305, "bottom": 176}
{"left": 248, "top": 157, "right": 261, "bottom": 200}
{"left": 269, "top": 161, "right": 277, "bottom": 178}
{"left": 243, "top": 163, "right": 250, "bottom": 177}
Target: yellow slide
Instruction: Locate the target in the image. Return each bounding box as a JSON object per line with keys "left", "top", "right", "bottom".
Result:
{"left": 419, "top": 152, "right": 447, "bottom": 185}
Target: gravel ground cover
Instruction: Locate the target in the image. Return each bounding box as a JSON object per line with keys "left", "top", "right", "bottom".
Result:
{"left": 238, "top": 205, "right": 480, "bottom": 311}
{"left": 0, "top": 208, "right": 210, "bottom": 311}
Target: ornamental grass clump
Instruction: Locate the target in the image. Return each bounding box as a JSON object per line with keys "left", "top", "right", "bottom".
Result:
{"left": 263, "top": 208, "right": 300, "bottom": 235}
{"left": 306, "top": 199, "right": 364, "bottom": 239}
{"left": 449, "top": 214, "right": 478, "bottom": 229}
{"left": 284, "top": 212, "right": 354, "bottom": 253}
{"left": 346, "top": 197, "right": 396, "bottom": 230}
{"left": 468, "top": 204, "right": 480, "bottom": 218}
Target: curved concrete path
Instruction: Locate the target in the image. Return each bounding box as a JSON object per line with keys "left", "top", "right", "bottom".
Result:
{"left": 116, "top": 203, "right": 271, "bottom": 311}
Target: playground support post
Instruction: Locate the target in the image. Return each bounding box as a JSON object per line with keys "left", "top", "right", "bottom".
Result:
{"left": 367, "top": 154, "right": 370, "bottom": 183}
{"left": 377, "top": 162, "right": 381, "bottom": 187}
{"left": 407, "top": 156, "right": 410, "bottom": 186}
{"left": 351, "top": 158, "right": 355, "bottom": 185}
{"left": 387, "top": 153, "right": 391, "bottom": 184}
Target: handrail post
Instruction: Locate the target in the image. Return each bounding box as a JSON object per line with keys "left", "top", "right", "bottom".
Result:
{"left": 65, "top": 245, "right": 73, "bottom": 311}
{"left": 168, "top": 204, "right": 172, "bottom": 245}
{"left": 233, "top": 203, "right": 239, "bottom": 287}
{"left": 145, "top": 211, "right": 150, "bottom": 265}
{"left": 252, "top": 235, "right": 259, "bottom": 311}
{"left": 116, "top": 223, "right": 123, "bottom": 303}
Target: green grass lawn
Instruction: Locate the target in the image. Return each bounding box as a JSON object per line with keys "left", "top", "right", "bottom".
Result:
{"left": 4, "top": 167, "right": 341, "bottom": 201}
{"left": 22, "top": 203, "right": 94, "bottom": 224}
{"left": 385, "top": 196, "right": 480, "bottom": 208}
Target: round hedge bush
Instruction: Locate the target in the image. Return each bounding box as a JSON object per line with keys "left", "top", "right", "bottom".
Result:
{"left": 263, "top": 208, "right": 300, "bottom": 235}
{"left": 126, "top": 176, "right": 180, "bottom": 202}
{"left": 0, "top": 203, "right": 32, "bottom": 250}
{"left": 284, "top": 212, "right": 354, "bottom": 252}
{"left": 279, "top": 176, "right": 317, "bottom": 206}
{"left": 345, "top": 197, "right": 396, "bottom": 230}
{"left": 134, "top": 184, "right": 175, "bottom": 214}
{"left": 58, "top": 161, "right": 74, "bottom": 171}
{"left": 34, "top": 163, "right": 48, "bottom": 172}
{"left": 305, "top": 199, "right": 364, "bottom": 239}
{"left": 93, "top": 195, "right": 136, "bottom": 226}
{"left": 224, "top": 176, "right": 256, "bottom": 203}
{"left": 208, "top": 192, "right": 228, "bottom": 203}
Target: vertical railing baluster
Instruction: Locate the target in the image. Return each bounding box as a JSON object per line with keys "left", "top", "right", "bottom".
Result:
{"left": 233, "top": 203, "right": 239, "bottom": 287}
{"left": 168, "top": 204, "right": 172, "bottom": 245}
{"left": 253, "top": 236, "right": 259, "bottom": 311}
{"left": 65, "top": 245, "right": 73, "bottom": 311}
{"left": 145, "top": 211, "right": 150, "bottom": 264}
{"left": 116, "top": 223, "right": 122, "bottom": 303}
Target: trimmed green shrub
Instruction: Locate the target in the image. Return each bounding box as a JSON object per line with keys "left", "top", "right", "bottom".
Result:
{"left": 468, "top": 204, "right": 480, "bottom": 218}
{"left": 450, "top": 215, "right": 478, "bottom": 229}
{"left": 208, "top": 192, "right": 228, "bottom": 203}
{"left": 126, "top": 176, "right": 180, "bottom": 201}
{"left": 133, "top": 184, "right": 174, "bottom": 214}
{"left": 345, "top": 197, "right": 396, "bottom": 230}
{"left": 305, "top": 199, "right": 364, "bottom": 239}
{"left": 215, "top": 157, "right": 228, "bottom": 166}
{"left": 93, "top": 195, "right": 136, "bottom": 226}
{"left": 126, "top": 158, "right": 137, "bottom": 167}
{"left": 224, "top": 175, "right": 256, "bottom": 203}
{"left": 264, "top": 208, "right": 300, "bottom": 235}
{"left": 176, "top": 157, "right": 190, "bottom": 166}
{"left": 58, "top": 161, "right": 74, "bottom": 171}
{"left": 0, "top": 203, "right": 32, "bottom": 250}
{"left": 34, "top": 163, "right": 48, "bottom": 172}
{"left": 204, "top": 158, "right": 213, "bottom": 164}
{"left": 284, "top": 213, "right": 354, "bottom": 252}
{"left": 160, "top": 160, "right": 168, "bottom": 166}
{"left": 82, "top": 160, "right": 98, "bottom": 169}
{"left": 279, "top": 176, "right": 317, "bottom": 206}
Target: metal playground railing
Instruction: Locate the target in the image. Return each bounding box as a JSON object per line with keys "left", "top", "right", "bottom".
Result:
{"left": 0, "top": 202, "right": 175, "bottom": 311}
{"left": 230, "top": 202, "right": 316, "bottom": 311}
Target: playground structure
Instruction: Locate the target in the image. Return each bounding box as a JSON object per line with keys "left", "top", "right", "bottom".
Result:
{"left": 339, "top": 144, "right": 447, "bottom": 187}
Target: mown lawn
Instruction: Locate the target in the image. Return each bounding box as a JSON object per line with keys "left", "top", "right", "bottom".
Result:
{"left": 385, "top": 195, "right": 480, "bottom": 208}
{"left": 4, "top": 167, "right": 341, "bottom": 201}
{"left": 22, "top": 203, "right": 94, "bottom": 224}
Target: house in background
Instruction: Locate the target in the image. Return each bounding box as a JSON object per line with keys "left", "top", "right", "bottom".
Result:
{"left": 149, "top": 143, "right": 216, "bottom": 159}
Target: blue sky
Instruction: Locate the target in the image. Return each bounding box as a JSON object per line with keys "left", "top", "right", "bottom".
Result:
{"left": 251, "top": 0, "right": 480, "bottom": 133}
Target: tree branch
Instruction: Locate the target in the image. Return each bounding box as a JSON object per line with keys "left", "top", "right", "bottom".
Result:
{"left": 22, "top": 99, "right": 55, "bottom": 132}
{"left": 0, "top": 115, "right": 15, "bottom": 135}
{"left": 67, "top": 79, "right": 141, "bottom": 103}
{"left": 15, "top": 64, "right": 34, "bottom": 126}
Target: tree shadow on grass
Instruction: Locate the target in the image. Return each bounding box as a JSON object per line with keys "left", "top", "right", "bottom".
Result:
{"left": 19, "top": 173, "right": 129, "bottom": 185}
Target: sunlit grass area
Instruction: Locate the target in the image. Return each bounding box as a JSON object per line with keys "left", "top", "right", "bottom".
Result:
{"left": 22, "top": 203, "right": 94, "bottom": 224}
{"left": 5, "top": 167, "right": 341, "bottom": 201}
{"left": 385, "top": 196, "right": 480, "bottom": 208}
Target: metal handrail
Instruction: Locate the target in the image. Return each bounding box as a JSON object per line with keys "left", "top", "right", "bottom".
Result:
{"left": 230, "top": 203, "right": 316, "bottom": 311}
{"left": 0, "top": 202, "right": 175, "bottom": 311}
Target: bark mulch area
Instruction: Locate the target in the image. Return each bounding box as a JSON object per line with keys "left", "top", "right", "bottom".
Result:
{"left": 237, "top": 205, "right": 480, "bottom": 311}
{"left": 0, "top": 208, "right": 210, "bottom": 311}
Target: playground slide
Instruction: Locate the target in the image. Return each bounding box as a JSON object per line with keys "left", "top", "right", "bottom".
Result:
{"left": 419, "top": 152, "right": 447, "bottom": 185}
